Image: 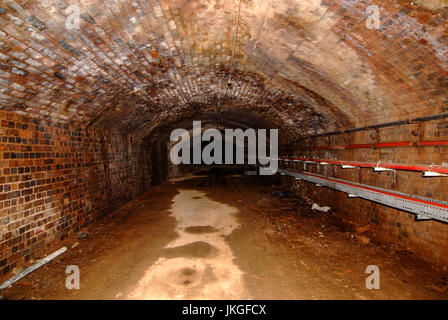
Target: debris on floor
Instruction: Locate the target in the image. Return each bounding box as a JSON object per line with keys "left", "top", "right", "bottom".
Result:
{"left": 272, "top": 191, "right": 285, "bottom": 198}
{"left": 355, "top": 234, "right": 370, "bottom": 244}
{"left": 0, "top": 247, "right": 67, "bottom": 291}
{"left": 1, "top": 172, "right": 447, "bottom": 300}
{"left": 12, "top": 267, "right": 24, "bottom": 275}
{"left": 355, "top": 224, "right": 371, "bottom": 234}
{"left": 78, "top": 231, "right": 90, "bottom": 239}
{"left": 311, "top": 203, "right": 331, "bottom": 212}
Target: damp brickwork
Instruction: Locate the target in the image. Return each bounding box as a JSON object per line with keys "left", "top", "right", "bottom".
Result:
{"left": 0, "top": 1, "right": 446, "bottom": 140}
{"left": 0, "top": 0, "right": 447, "bottom": 276}
{"left": 0, "top": 110, "right": 150, "bottom": 278}
{"left": 281, "top": 119, "right": 448, "bottom": 268}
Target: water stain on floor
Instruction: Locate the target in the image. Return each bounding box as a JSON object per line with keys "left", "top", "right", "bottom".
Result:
{"left": 1, "top": 173, "right": 447, "bottom": 300}
{"left": 125, "top": 189, "right": 247, "bottom": 299}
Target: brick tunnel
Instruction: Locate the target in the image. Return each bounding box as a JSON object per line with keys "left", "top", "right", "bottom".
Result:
{"left": 0, "top": 0, "right": 447, "bottom": 300}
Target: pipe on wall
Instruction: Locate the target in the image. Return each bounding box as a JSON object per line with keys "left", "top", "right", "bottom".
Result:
{"left": 290, "top": 140, "right": 448, "bottom": 151}
{"left": 279, "top": 157, "right": 448, "bottom": 175}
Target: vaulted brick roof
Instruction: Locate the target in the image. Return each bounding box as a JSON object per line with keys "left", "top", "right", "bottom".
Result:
{"left": 0, "top": 0, "right": 447, "bottom": 141}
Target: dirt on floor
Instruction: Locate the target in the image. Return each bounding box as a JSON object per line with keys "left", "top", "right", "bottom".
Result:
{"left": 1, "top": 169, "right": 447, "bottom": 300}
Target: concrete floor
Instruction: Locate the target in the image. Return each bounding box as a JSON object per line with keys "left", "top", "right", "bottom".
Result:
{"left": 127, "top": 188, "right": 246, "bottom": 299}
{"left": 1, "top": 170, "right": 448, "bottom": 300}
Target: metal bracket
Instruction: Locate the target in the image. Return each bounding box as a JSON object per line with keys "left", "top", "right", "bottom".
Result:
{"left": 374, "top": 167, "right": 394, "bottom": 172}
{"left": 279, "top": 169, "right": 448, "bottom": 223}
{"left": 374, "top": 161, "right": 394, "bottom": 172}
{"left": 423, "top": 171, "right": 448, "bottom": 177}
{"left": 416, "top": 214, "right": 432, "bottom": 221}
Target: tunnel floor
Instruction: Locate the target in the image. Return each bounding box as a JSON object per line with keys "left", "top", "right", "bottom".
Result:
{"left": 2, "top": 170, "right": 448, "bottom": 300}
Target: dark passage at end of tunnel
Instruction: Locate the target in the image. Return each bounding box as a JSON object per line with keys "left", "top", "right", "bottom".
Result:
{"left": 0, "top": 0, "right": 447, "bottom": 301}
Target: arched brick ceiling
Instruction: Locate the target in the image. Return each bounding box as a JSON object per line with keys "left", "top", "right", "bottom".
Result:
{"left": 139, "top": 111, "right": 292, "bottom": 145}
{"left": 0, "top": 0, "right": 447, "bottom": 141}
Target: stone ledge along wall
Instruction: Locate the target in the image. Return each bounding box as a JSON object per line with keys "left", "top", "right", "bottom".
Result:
{"left": 281, "top": 119, "right": 448, "bottom": 269}
{"left": 0, "top": 110, "right": 151, "bottom": 278}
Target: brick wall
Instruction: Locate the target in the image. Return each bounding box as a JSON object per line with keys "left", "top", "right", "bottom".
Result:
{"left": 0, "top": 110, "right": 151, "bottom": 278}
{"left": 281, "top": 119, "right": 448, "bottom": 269}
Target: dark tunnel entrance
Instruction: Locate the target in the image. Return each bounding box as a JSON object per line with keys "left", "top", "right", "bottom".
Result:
{"left": 144, "top": 111, "right": 284, "bottom": 185}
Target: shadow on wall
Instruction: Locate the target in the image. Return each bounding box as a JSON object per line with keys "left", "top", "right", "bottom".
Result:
{"left": 150, "top": 139, "right": 168, "bottom": 185}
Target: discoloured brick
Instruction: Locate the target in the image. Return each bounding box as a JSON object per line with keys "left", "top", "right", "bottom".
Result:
{"left": 0, "top": 0, "right": 447, "bottom": 277}
{"left": 0, "top": 110, "right": 152, "bottom": 278}
{"left": 282, "top": 119, "right": 448, "bottom": 268}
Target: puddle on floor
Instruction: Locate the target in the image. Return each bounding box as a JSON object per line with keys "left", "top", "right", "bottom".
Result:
{"left": 169, "top": 175, "right": 208, "bottom": 182}
{"left": 125, "top": 189, "right": 247, "bottom": 299}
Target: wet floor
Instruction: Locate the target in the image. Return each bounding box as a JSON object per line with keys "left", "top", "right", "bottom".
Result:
{"left": 1, "top": 170, "right": 447, "bottom": 300}
{"left": 126, "top": 189, "right": 246, "bottom": 299}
